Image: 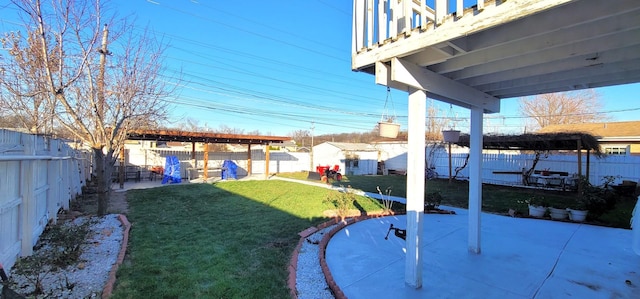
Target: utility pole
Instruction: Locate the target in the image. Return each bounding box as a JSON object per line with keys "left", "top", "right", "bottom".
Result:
{"left": 309, "top": 122, "right": 315, "bottom": 171}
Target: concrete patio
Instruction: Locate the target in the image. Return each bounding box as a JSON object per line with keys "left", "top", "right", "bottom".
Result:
{"left": 325, "top": 206, "right": 639, "bottom": 298}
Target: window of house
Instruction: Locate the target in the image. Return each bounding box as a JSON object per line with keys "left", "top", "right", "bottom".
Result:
{"left": 604, "top": 146, "right": 628, "bottom": 155}
{"left": 345, "top": 153, "right": 360, "bottom": 168}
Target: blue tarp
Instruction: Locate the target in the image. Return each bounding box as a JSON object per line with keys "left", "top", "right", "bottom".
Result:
{"left": 162, "top": 156, "right": 182, "bottom": 184}
{"left": 221, "top": 160, "right": 237, "bottom": 180}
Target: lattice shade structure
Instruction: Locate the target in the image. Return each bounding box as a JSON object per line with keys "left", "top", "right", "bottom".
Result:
{"left": 454, "top": 132, "right": 602, "bottom": 155}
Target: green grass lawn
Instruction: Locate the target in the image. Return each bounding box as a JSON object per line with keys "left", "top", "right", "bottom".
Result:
{"left": 277, "top": 172, "right": 635, "bottom": 228}
{"left": 111, "top": 180, "right": 384, "bottom": 298}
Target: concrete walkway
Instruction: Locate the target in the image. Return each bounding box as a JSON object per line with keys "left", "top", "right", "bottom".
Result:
{"left": 325, "top": 206, "right": 640, "bottom": 298}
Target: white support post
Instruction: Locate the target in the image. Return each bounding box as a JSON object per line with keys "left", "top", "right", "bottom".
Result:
{"left": 405, "top": 87, "right": 426, "bottom": 289}
{"left": 468, "top": 106, "right": 484, "bottom": 254}
{"left": 378, "top": 0, "right": 387, "bottom": 41}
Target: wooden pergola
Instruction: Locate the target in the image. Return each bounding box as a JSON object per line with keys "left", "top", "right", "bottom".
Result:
{"left": 125, "top": 129, "right": 290, "bottom": 181}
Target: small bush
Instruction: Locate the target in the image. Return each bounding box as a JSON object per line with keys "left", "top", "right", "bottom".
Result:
{"left": 376, "top": 185, "right": 394, "bottom": 214}
{"left": 324, "top": 186, "right": 357, "bottom": 221}
{"left": 425, "top": 192, "right": 443, "bottom": 210}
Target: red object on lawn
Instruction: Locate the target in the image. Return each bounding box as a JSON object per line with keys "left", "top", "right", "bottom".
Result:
{"left": 316, "top": 165, "right": 342, "bottom": 181}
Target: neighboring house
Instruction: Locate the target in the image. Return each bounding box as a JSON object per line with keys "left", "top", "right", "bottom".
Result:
{"left": 312, "top": 142, "right": 379, "bottom": 175}
{"left": 537, "top": 121, "right": 640, "bottom": 155}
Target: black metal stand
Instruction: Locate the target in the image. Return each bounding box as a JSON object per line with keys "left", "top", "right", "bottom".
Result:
{"left": 384, "top": 224, "right": 406, "bottom": 240}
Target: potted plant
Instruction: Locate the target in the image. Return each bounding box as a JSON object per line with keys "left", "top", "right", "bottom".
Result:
{"left": 569, "top": 175, "right": 618, "bottom": 222}
{"left": 378, "top": 117, "right": 400, "bottom": 138}
{"left": 442, "top": 129, "right": 461, "bottom": 143}
{"left": 424, "top": 191, "right": 443, "bottom": 211}
{"left": 378, "top": 87, "right": 400, "bottom": 138}
{"left": 521, "top": 195, "right": 548, "bottom": 218}
{"left": 566, "top": 202, "right": 588, "bottom": 222}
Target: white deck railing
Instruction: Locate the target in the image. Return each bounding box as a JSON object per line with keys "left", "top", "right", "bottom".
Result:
{"left": 352, "top": 0, "right": 484, "bottom": 53}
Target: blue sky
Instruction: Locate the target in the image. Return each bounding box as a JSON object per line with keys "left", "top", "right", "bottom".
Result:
{"left": 1, "top": 0, "right": 638, "bottom": 136}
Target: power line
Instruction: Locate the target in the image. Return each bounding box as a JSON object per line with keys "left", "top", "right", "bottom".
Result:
{"left": 143, "top": 0, "right": 349, "bottom": 63}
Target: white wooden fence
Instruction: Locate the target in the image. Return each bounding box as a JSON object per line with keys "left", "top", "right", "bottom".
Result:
{"left": 430, "top": 150, "right": 640, "bottom": 187}
{"left": 0, "top": 130, "right": 91, "bottom": 271}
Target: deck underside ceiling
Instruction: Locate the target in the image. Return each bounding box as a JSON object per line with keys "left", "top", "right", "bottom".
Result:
{"left": 354, "top": 0, "right": 640, "bottom": 111}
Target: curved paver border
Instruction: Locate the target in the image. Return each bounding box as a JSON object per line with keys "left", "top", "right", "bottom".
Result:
{"left": 288, "top": 212, "right": 403, "bottom": 299}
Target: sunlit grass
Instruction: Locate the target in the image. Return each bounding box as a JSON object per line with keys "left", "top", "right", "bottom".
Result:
{"left": 278, "top": 172, "right": 634, "bottom": 228}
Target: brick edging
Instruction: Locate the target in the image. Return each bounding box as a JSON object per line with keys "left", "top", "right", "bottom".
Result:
{"left": 288, "top": 212, "right": 402, "bottom": 299}
{"left": 101, "top": 214, "right": 131, "bottom": 299}
{"left": 288, "top": 217, "right": 341, "bottom": 299}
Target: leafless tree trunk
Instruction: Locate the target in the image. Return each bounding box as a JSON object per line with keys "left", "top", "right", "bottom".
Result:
{"left": 426, "top": 100, "right": 448, "bottom": 141}
{"left": 1, "top": 0, "right": 175, "bottom": 215}
{"left": 519, "top": 90, "right": 608, "bottom": 131}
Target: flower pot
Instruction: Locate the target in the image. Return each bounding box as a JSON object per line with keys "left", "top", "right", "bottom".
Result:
{"left": 567, "top": 208, "right": 588, "bottom": 222}
{"left": 549, "top": 207, "right": 568, "bottom": 220}
{"left": 442, "top": 130, "right": 460, "bottom": 143}
{"left": 378, "top": 122, "right": 400, "bottom": 138}
{"left": 528, "top": 205, "right": 547, "bottom": 218}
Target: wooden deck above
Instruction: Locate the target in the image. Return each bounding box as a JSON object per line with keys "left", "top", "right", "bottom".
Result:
{"left": 352, "top": 0, "right": 640, "bottom": 112}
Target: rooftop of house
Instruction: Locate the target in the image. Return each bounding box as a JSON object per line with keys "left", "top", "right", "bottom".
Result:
{"left": 322, "top": 142, "right": 377, "bottom": 152}
{"left": 537, "top": 121, "right": 640, "bottom": 138}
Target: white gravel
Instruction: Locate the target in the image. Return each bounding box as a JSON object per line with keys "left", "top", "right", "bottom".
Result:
{"left": 4, "top": 214, "right": 123, "bottom": 299}
{"left": 296, "top": 225, "right": 337, "bottom": 299}
{"left": 4, "top": 214, "right": 338, "bottom": 299}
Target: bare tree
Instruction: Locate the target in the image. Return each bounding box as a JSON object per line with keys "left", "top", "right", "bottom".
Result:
{"left": 0, "top": 30, "right": 57, "bottom": 133}
{"left": 0, "top": 0, "right": 175, "bottom": 214}
{"left": 426, "top": 100, "right": 448, "bottom": 141}
{"left": 289, "top": 129, "right": 310, "bottom": 146}
{"left": 519, "top": 90, "right": 607, "bottom": 131}
{"left": 216, "top": 124, "right": 244, "bottom": 134}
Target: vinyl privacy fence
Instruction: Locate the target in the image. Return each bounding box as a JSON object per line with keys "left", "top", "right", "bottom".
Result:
{"left": 0, "top": 130, "right": 91, "bottom": 271}
{"left": 430, "top": 150, "right": 640, "bottom": 187}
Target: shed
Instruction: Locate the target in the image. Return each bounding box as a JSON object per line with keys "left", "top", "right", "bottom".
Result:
{"left": 312, "top": 142, "right": 379, "bottom": 176}
{"left": 372, "top": 141, "right": 408, "bottom": 173}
